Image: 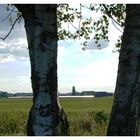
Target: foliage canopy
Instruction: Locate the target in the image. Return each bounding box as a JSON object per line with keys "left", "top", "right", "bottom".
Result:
{"left": 1, "top": 4, "right": 126, "bottom": 51}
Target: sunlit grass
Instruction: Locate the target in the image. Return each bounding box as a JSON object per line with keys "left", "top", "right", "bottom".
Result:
{"left": 0, "top": 97, "right": 113, "bottom": 136}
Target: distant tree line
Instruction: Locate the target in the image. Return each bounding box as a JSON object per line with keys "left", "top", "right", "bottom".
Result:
{"left": 0, "top": 91, "right": 33, "bottom": 97}
{"left": 0, "top": 92, "right": 8, "bottom": 97}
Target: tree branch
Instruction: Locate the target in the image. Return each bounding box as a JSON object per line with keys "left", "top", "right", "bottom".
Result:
{"left": 1, "top": 7, "right": 16, "bottom": 22}
{"left": 0, "top": 15, "right": 22, "bottom": 41}
{"left": 79, "top": 4, "right": 82, "bottom": 29}
{"left": 111, "top": 19, "right": 123, "bottom": 33}
{"left": 102, "top": 4, "right": 123, "bottom": 29}
{"left": 111, "top": 16, "right": 122, "bottom": 28}
{"left": 69, "top": 22, "right": 79, "bottom": 31}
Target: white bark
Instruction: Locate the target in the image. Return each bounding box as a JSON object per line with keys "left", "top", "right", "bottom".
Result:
{"left": 15, "top": 4, "right": 69, "bottom": 136}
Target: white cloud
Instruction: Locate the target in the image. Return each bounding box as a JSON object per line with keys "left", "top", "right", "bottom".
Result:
{"left": 20, "top": 56, "right": 29, "bottom": 60}
{"left": 75, "top": 54, "right": 119, "bottom": 92}
{"left": 0, "top": 54, "right": 15, "bottom": 63}
{"left": 0, "top": 75, "right": 32, "bottom": 93}
{"left": 9, "top": 38, "right": 27, "bottom": 47}
{"left": 0, "top": 37, "right": 29, "bottom": 63}
{"left": 0, "top": 42, "right": 8, "bottom": 48}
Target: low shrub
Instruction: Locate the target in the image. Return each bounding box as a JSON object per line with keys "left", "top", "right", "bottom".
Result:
{"left": 94, "top": 111, "right": 108, "bottom": 125}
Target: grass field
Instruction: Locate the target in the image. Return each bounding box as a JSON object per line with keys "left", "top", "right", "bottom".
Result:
{"left": 0, "top": 97, "right": 113, "bottom": 136}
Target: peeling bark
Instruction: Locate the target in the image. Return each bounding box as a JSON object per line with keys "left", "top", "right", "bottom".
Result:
{"left": 107, "top": 5, "right": 140, "bottom": 136}
{"left": 15, "top": 4, "right": 69, "bottom": 136}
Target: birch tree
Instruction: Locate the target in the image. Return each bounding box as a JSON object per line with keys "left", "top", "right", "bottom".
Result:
{"left": 15, "top": 4, "right": 69, "bottom": 136}
{"left": 107, "top": 4, "right": 140, "bottom": 136}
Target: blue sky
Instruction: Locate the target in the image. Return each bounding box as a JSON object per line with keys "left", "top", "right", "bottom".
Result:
{"left": 0, "top": 4, "right": 121, "bottom": 93}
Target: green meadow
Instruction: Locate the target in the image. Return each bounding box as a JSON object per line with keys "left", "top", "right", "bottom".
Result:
{"left": 0, "top": 97, "right": 113, "bottom": 136}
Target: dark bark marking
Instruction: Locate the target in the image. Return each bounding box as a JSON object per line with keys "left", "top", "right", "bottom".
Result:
{"left": 31, "top": 71, "right": 40, "bottom": 102}
{"left": 39, "top": 104, "right": 53, "bottom": 117}
{"left": 35, "top": 21, "right": 42, "bottom": 27}
{"left": 39, "top": 31, "right": 57, "bottom": 52}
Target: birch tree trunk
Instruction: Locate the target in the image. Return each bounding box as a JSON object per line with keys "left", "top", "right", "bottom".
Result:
{"left": 107, "top": 4, "right": 140, "bottom": 136}
{"left": 15, "top": 4, "right": 69, "bottom": 136}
